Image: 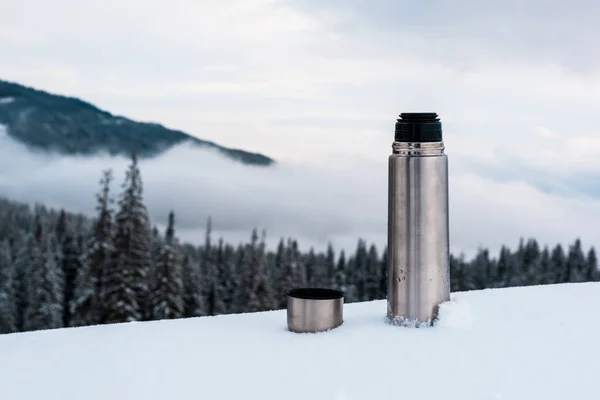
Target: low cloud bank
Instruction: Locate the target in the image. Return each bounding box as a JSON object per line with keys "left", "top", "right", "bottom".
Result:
{"left": 1, "top": 129, "right": 599, "bottom": 257}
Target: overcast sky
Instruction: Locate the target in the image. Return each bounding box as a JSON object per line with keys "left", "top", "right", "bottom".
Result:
{"left": 1, "top": 0, "right": 600, "bottom": 256}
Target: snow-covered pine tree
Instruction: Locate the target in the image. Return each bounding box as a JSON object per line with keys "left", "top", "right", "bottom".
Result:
{"left": 566, "top": 239, "right": 586, "bottom": 283}
{"left": 0, "top": 240, "right": 17, "bottom": 333}
{"left": 11, "top": 231, "right": 33, "bottom": 331}
{"left": 278, "top": 238, "right": 307, "bottom": 308}
{"left": 538, "top": 246, "right": 553, "bottom": 285}
{"left": 364, "top": 244, "right": 381, "bottom": 301}
{"left": 24, "top": 232, "right": 63, "bottom": 331}
{"left": 71, "top": 170, "right": 114, "bottom": 326}
{"left": 379, "top": 245, "right": 388, "bottom": 298}
{"left": 151, "top": 211, "right": 185, "bottom": 320}
{"left": 55, "top": 210, "right": 83, "bottom": 326}
{"left": 333, "top": 249, "right": 347, "bottom": 292}
{"left": 313, "top": 252, "right": 329, "bottom": 289}
{"left": 325, "top": 243, "right": 336, "bottom": 288}
{"left": 264, "top": 249, "right": 276, "bottom": 296}
{"left": 201, "top": 218, "right": 220, "bottom": 316}
{"left": 351, "top": 239, "right": 368, "bottom": 302}
{"left": 181, "top": 251, "right": 206, "bottom": 318}
{"left": 146, "top": 225, "right": 163, "bottom": 318}
{"left": 306, "top": 247, "right": 329, "bottom": 289}
{"left": 551, "top": 244, "right": 567, "bottom": 284}
{"left": 344, "top": 255, "right": 358, "bottom": 302}
{"left": 496, "top": 245, "right": 518, "bottom": 288}
{"left": 449, "top": 253, "right": 463, "bottom": 291}
{"left": 271, "top": 238, "right": 285, "bottom": 297}
{"left": 586, "top": 248, "right": 598, "bottom": 282}
{"left": 304, "top": 247, "right": 317, "bottom": 288}
{"left": 104, "top": 154, "right": 152, "bottom": 323}
{"left": 521, "top": 239, "right": 542, "bottom": 286}
{"left": 235, "top": 229, "right": 276, "bottom": 313}
{"left": 210, "top": 238, "right": 229, "bottom": 315}
{"left": 150, "top": 226, "right": 163, "bottom": 266}
{"left": 471, "top": 248, "right": 495, "bottom": 289}
{"left": 229, "top": 244, "right": 246, "bottom": 313}
{"left": 220, "top": 242, "right": 238, "bottom": 313}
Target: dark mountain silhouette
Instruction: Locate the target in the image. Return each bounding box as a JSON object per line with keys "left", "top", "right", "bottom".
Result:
{"left": 0, "top": 80, "right": 274, "bottom": 166}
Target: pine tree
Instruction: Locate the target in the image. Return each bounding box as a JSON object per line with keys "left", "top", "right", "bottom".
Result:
{"left": 496, "top": 245, "right": 519, "bottom": 288}
{"left": 317, "top": 252, "right": 329, "bottom": 288}
{"left": 24, "top": 233, "right": 63, "bottom": 331}
{"left": 56, "top": 212, "right": 82, "bottom": 326}
{"left": 538, "top": 246, "right": 553, "bottom": 285}
{"left": 586, "top": 248, "right": 598, "bottom": 282}
{"left": 521, "top": 239, "right": 542, "bottom": 286}
{"left": 151, "top": 211, "right": 185, "bottom": 320}
{"left": 379, "top": 246, "right": 388, "bottom": 298}
{"left": 211, "top": 238, "right": 229, "bottom": 315}
{"left": 235, "top": 229, "right": 276, "bottom": 313}
{"left": 0, "top": 240, "right": 17, "bottom": 333}
{"left": 365, "top": 244, "right": 381, "bottom": 300}
{"left": 11, "top": 232, "right": 33, "bottom": 331}
{"left": 229, "top": 244, "right": 246, "bottom": 312}
{"left": 150, "top": 226, "right": 163, "bottom": 266}
{"left": 212, "top": 241, "right": 237, "bottom": 314}
{"left": 278, "top": 238, "right": 307, "bottom": 308}
{"left": 325, "top": 243, "right": 336, "bottom": 288}
{"left": 470, "top": 248, "right": 492, "bottom": 289}
{"left": 146, "top": 225, "right": 163, "bottom": 318}
{"left": 72, "top": 170, "right": 114, "bottom": 326}
{"left": 271, "top": 238, "right": 285, "bottom": 296}
{"left": 308, "top": 248, "right": 330, "bottom": 289}
{"left": 450, "top": 253, "right": 475, "bottom": 291}
{"left": 201, "top": 218, "right": 220, "bottom": 316}
{"left": 551, "top": 244, "right": 567, "bottom": 284}
{"left": 104, "top": 154, "right": 152, "bottom": 323}
{"left": 333, "top": 250, "right": 347, "bottom": 292}
{"left": 350, "top": 239, "right": 368, "bottom": 301}
{"left": 181, "top": 252, "right": 206, "bottom": 318}
{"left": 305, "top": 247, "right": 317, "bottom": 287}
{"left": 566, "top": 239, "right": 586, "bottom": 283}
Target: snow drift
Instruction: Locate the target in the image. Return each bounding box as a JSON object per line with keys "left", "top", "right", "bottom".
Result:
{"left": 1, "top": 283, "right": 599, "bottom": 400}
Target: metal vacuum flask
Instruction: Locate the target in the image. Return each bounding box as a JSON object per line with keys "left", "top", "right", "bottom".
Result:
{"left": 387, "top": 112, "right": 450, "bottom": 327}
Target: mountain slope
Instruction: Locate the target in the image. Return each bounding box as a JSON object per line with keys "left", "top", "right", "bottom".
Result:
{"left": 0, "top": 80, "right": 274, "bottom": 166}
{"left": 1, "top": 283, "right": 598, "bottom": 400}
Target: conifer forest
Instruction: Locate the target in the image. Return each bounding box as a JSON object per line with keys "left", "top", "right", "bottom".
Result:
{"left": 0, "top": 154, "right": 598, "bottom": 335}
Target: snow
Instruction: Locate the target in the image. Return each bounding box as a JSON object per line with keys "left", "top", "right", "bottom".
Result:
{"left": 0, "top": 124, "right": 5, "bottom": 138}
{"left": 1, "top": 283, "right": 600, "bottom": 400}
{"left": 0, "top": 97, "right": 14, "bottom": 104}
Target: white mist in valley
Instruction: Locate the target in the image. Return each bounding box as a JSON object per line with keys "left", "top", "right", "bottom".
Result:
{"left": 0, "top": 129, "right": 599, "bottom": 257}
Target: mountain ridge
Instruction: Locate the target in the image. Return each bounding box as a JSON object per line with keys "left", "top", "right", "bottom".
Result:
{"left": 0, "top": 79, "right": 274, "bottom": 166}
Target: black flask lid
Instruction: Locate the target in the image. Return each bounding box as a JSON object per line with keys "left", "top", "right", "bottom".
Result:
{"left": 394, "top": 112, "right": 442, "bottom": 142}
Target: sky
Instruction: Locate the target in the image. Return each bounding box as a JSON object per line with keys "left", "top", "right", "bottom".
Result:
{"left": 1, "top": 0, "right": 600, "bottom": 257}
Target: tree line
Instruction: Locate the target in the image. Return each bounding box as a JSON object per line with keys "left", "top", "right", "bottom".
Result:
{"left": 0, "top": 154, "right": 598, "bottom": 334}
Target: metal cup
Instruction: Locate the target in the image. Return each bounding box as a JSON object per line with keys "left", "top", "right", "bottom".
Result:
{"left": 287, "top": 288, "right": 344, "bottom": 333}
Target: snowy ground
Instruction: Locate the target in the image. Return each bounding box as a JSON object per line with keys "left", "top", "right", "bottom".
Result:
{"left": 1, "top": 283, "right": 599, "bottom": 400}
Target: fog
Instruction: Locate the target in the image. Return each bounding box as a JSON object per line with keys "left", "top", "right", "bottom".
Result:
{"left": 1, "top": 124, "right": 600, "bottom": 258}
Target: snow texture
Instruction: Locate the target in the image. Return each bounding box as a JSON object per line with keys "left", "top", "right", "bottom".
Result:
{"left": 1, "top": 282, "right": 599, "bottom": 400}
{"left": 0, "top": 124, "right": 6, "bottom": 138}
{"left": 0, "top": 97, "right": 14, "bottom": 105}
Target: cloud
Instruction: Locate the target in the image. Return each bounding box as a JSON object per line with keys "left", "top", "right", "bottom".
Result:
{"left": 294, "top": 0, "right": 600, "bottom": 75}
{"left": 1, "top": 132, "right": 599, "bottom": 260}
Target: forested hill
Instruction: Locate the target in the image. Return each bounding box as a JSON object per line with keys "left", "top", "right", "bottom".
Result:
{"left": 0, "top": 80, "right": 274, "bottom": 166}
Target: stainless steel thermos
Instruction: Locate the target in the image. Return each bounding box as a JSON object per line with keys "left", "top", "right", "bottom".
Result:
{"left": 387, "top": 112, "right": 451, "bottom": 326}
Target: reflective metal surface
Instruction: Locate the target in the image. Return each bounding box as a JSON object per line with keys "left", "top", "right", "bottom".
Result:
{"left": 387, "top": 141, "right": 450, "bottom": 326}
{"left": 287, "top": 288, "right": 343, "bottom": 333}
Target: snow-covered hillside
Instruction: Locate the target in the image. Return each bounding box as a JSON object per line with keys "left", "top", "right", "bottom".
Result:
{"left": 1, "top": 283, "right": 598, "bottom": 400}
